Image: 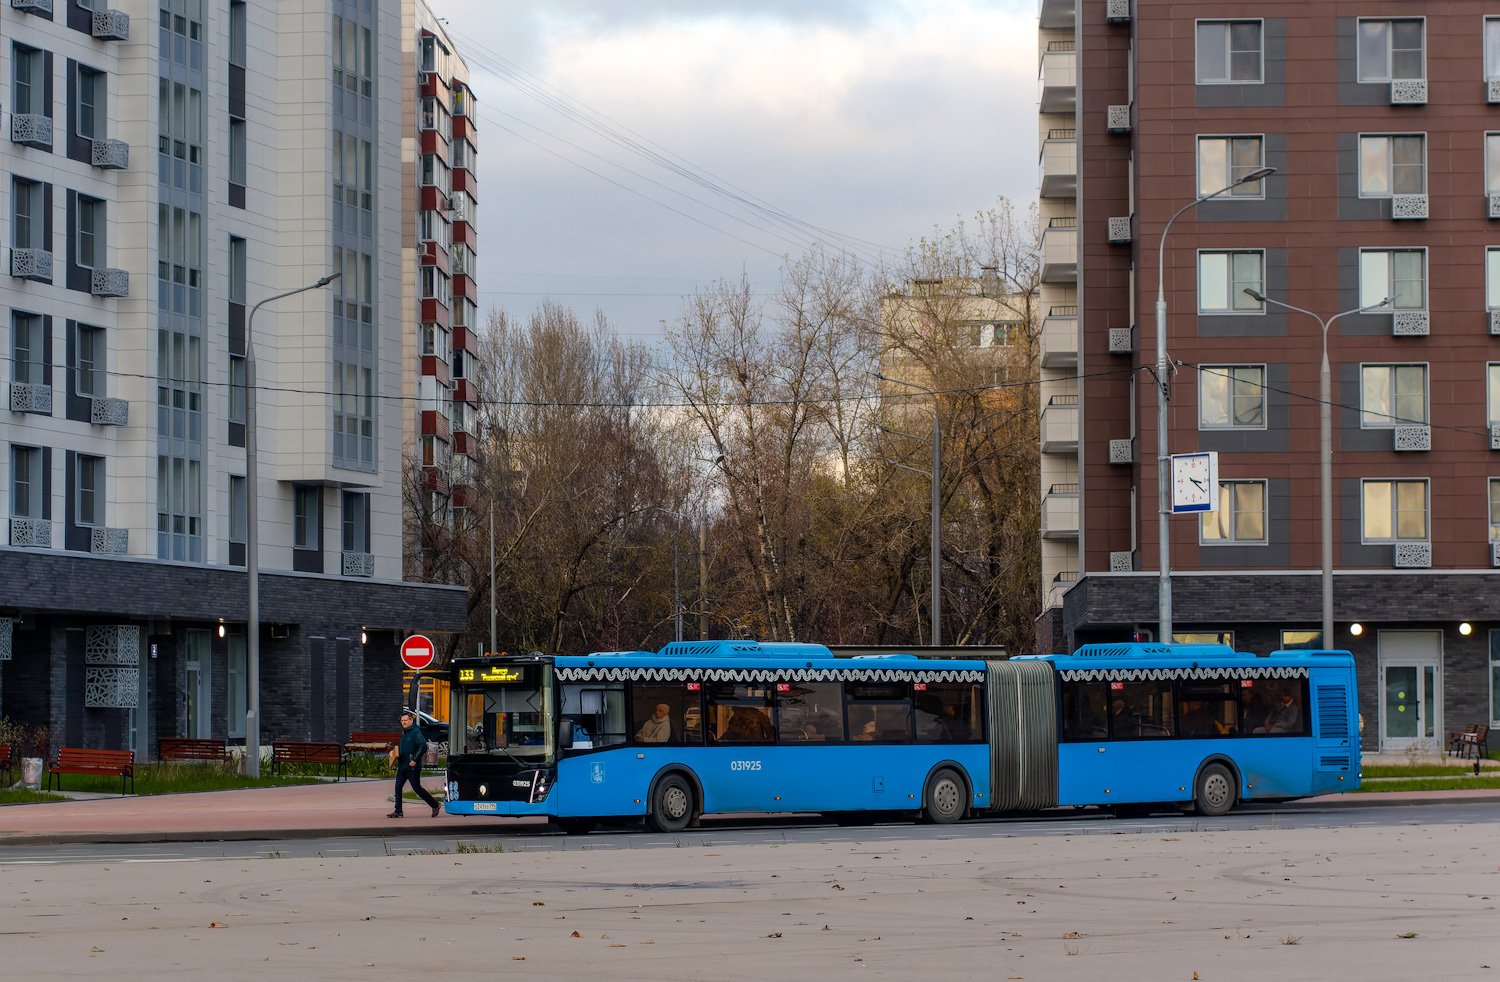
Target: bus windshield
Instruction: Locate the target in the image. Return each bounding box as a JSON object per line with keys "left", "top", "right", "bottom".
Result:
{"left": 453, "top": 662, "right": 552, "bottom": 760}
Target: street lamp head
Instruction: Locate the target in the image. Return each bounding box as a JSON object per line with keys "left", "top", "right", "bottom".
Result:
{"left": 314, "top": 271, "right": 342, "bottom": 289}
{"left": 1242, "top": 287, "right": 1269, "bottom": 303}
{"left": 1237, "top": 166, "right": 1277, "bottom": 185}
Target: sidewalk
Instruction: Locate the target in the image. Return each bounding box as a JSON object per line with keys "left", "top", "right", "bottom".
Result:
{"left": 0, "top": 778, "right": 1496, "bottom": 847}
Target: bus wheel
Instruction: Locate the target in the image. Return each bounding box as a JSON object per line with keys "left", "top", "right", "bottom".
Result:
{"left": 924, "top": 769, "right": 966, "bottom": 824}
{"left": 1194, "top": 763, "right": 1236, "bottom": 817}
{"left": 553, "top": 818, "right": 595, "bottom": 835}
{"left": 649, "top": 774, "right": 694, "bottom": 833}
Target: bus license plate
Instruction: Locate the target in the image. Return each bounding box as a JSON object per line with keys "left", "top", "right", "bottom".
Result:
{"left": 473, "top": 802, "right": 497, "bottom": 811}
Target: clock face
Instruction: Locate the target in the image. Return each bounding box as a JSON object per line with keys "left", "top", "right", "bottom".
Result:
{"left": 1171, "top": 452, "right": 1218, "bottom": 513}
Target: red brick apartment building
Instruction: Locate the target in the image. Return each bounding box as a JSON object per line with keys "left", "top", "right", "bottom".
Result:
{"left": 1037, "top": 0, "right": 1500, "bottom": 749}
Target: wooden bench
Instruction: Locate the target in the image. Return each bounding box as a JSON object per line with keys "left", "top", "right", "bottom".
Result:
{"left": 346, "top": 731, "right": 400, "bottom": 752}
{"left": 0, "top": 744, "right": 11, "bottom": 787}
{"left": 158, "top": 737, "right": 232, "bottom": 764}
{"left": 271, "top": 741, "right": 347, "bottom": 781}
{"left": 1452, "top": 725, "right": 1490, "bottom": 762}
{"left": 45, "top": 748, "right": 135, "bottom": 795}
{"left": 1447, "top": 723, "right": 1478, "bottom": 756}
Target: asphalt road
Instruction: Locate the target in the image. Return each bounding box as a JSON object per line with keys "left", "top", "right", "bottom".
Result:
{"left": 1, "top": 800, "right": 1495, "bottom": 865}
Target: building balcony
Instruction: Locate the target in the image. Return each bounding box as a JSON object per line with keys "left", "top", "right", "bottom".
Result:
{"left": 418, "top": 128, "right": 450, "bottom": 156}
{"left": 419, "top": 239, "right": 450, "bottom": 272}
{"left": 11, "top": 0, "right": 54, "bottom": 14}
{"left": 9, "top": 382, "right": 52, "bottom": 415}
{"left": 1046, "top": 570, "right": 1079, "bottom": 609}
{"left": 10, "top": 113, "right": 52, "bottom": 150}
{"left": 90, "top": 397, "right": 128, "bottom": 426}
{"left": 421, "top": 354, "right": 452, "bottom": 386}
{"left": 420, "top": 298, "right": 451, "bottom": 329}
{"left": 452, "top": 378, "right": 480, "bottom": 404}
{"left": 1041, "top": 485, "right": 1079, "bottom": 540}
{"left": 452, "top": 429, "right": 480, "bottom": 456}
{"left": 91, "top": 138, "right": 129, "bottom": 169}
{"left": 452, "top": 167, "right": 478, "bottom": 197}
{"left": 1040, "top": 219, "right": 1077, "bottom": 284}
{"left": 423, "top": 466, "right": 451, "bottom": 496}
{"left": 1040, "top": 395, "right": 1078, "bottom": 453}
{"left": 1038, "top": 0, "right": 1075, "bottom": 31}
{"left": 92, "top": 8, "right": 130, "bottom": 40}
{"left": 1039, "top": 46, "right": 1076, "bottom": 115}
{"left": 1039, "top": 305, "right": 1077, "bottom": 368}
{"left": 1039, "top": 132, "right": 1076, "bottom": 199}
{"left": 10, "top": 247, "right": 53, "bottom": 282}
{"left": 341, "top": 551, "right": 375, "bottom": 577}
{"left": 451, "top": 219, "right": 476, "bottom": 248}
{"left": 91, "top": 268, "right": 129, "bottom": 298}
{"left": 419, "top": 186, "right": 449, "bottom": 213}
{"left": 452, "top": 273, "right": 476, "bottom": 300}
{"left": 9, "top": 517, "right": 52, "bottom": 548}
{"left": 89, "top": 527, "right": 128, "bottom": 555}
{"left": 451, "top": 483, "right": 478, "bottom": 509}
{"left": 421, "top": 410, "right": 451, "bottom": 442}
{"left": 452, "top": 325, "right": 480, "bottom": 353}
{"left": 453, "top": 115, "right": 476, "bottom": 142}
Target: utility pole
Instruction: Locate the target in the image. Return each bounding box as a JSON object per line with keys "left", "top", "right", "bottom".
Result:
{"left": 699, "top": 519, "right": 709, "bottom": 640}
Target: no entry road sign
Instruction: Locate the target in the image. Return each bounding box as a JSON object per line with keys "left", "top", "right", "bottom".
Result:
{"left": 400, "top": 634, "right": 436, "bottom": 671}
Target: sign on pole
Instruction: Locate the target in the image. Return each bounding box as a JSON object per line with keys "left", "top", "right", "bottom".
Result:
{"left": 400, "top": 634, "right": 436, "bottom": 671}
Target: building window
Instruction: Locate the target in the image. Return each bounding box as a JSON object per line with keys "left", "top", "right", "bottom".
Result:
{"left": 1359, "top": 249, "right": 1424, "bottom": 310}
{"left": 76, "top": 454, "right": 102, "bottom": 527}
{"left": 1198, "top": 251, "right": 1263, "bottom": 313}
{"left": 1490, "top": 480, "right": 1500, "bottom": 542}
{"left": 229, "top": 119, "right": 246, "bottom": 187}
{"left": 1357, "top": 18, "right": 1424, "bottom": 82}
{"left": 1196, "top": 20, "right": 1261, "bottom": 84}
{"left": 1360, "top": 364, "right": 1426, "bottom": 428}
{"left": 420, "top": 266, "right": 451, "bottom": 306}
{"left": 452, "top": 137, "right": 472, "bottom": 171}
{"left": 1488, "top": 249, "right": 1500, "bottom": 310}
{"left": 230, "top": 475, "right": 247, "bottom": 545}
{"left": 293, "top": 486, "right": 320, "bottom": 551}
{"left": 11, "top": 178, "right": 44, "bottom": 250}
{"left": 1199, "top": 365, "right": 1265, "bottom": 429}
{"left": 1172, "top": 631, "right": 1235, "bottom": 647}
{"left": 1358, "top": 135, "right": 1424, "bottom": 197}
{"left": 1490, "top": 364, "right": 1500, "bottom": 427}
{"left": 75, "top": 195, "right": 103, "bottom": 269}
{"left": 12, "top": 43, "right": 45, "bottom": 116}
{"left": 75, "top": 65, "right": 103, "bottom": 141}
{"left": 1280, "top": 630, "right": 1323, "bottom": 650}
{"left": 341, "top": 491, "right": 368, "bottom": 553}
{"left": 76, "top": 324, "right": 103, "bottom": 397}
{"left": 227, "top": 633, "right": 246, "bottom": 739}
{"left": 1362, "top": 479, "right": 1427, "bottom": 542}
{"left": 229, "top": 355, "right": 246, "bottom": 424}
{"left": 1201, "top": 480, "right": 1267, "bottom": 544}
{"left": 1197, "top": 136, "right": 1264, "bottom": 198}
{"left": 11, "top": 312, "right": 46, "bottom": 386}
{"left": 419, "top": 153, "right": 451, "bottom": 194}
{"left": 10, "top": 446, "right": 43, "bottom": 519}
{"left": 1490, "top": 630, "right": 1500, "bottom": 727}
{"left": 1488, "top": 19, "right": 1500, "bottom": 80}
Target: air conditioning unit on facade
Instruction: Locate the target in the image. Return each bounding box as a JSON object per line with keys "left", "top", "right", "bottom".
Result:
{"left": 1107, "top": 217, "right": 1133, "bottom": 244}
{"left": 1108, "top": 439, "right": 1133, "bottom": 464}
{"left": 1109, "top": 550, "right": 1134, "bottom": 571}
{"left": 1391, "top": 310, "right": 1429, "bottom": 335}
{"left": 1393, "top": 542, "right": 1431, "bottom": 568}
{"left": 1391, "top": 194, "right": 1428, "bottom": 220}
{"left": 1393, "top": 425, "right": 1431, "bottom": 451}
{"left": 1106, "top": 105, "right": 1131, "bottom": 133}
{"left": 1389, "top": 79, "right": 1427, "bottom": 105}
{"left": 1108, "top": 328, "right": 1133, "bottom": 353}
{"left": 92, "top": 8, "right": 130, "bottom": 40}
{"left": 10, "top": 248, "right": 53, "bottom": 281}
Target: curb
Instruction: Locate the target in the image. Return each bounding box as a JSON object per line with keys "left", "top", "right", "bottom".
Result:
{"left": 0, "top": 791, "right": 1495, "bottom": 848}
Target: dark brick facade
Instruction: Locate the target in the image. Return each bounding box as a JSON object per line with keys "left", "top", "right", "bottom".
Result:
{"left": 0, "top": 551, "right": 465, "bottom": 755}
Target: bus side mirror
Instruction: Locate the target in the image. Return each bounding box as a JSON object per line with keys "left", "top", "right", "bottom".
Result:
{"left": 559, "top": 719, "right": 575, "bottom": 750}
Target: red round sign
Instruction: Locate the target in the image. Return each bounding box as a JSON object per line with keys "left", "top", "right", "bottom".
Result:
{"left": 400, "top": 634, "right": 436, "bottom": 671}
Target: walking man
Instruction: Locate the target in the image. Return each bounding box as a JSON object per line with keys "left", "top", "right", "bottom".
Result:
{"left": 390, "top": 710, "right": 441, "bottom": 819}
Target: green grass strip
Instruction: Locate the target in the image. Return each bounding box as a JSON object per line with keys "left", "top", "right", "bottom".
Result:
{"left": 1362, "top": 764, "right": 1498, "bottom": 778}
{"left": 1352, "top": 776, "right": 1500, "bottom": 793}
{"left": 0, "top": 789, "right": 67, "bottom": 805}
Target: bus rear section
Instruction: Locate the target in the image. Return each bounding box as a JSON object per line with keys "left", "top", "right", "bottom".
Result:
{"left": 1043, "top": 645, "right": 1360, "bottom": 815}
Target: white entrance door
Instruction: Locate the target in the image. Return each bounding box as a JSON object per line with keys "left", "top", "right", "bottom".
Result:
{"left": 1378, "top": 630, "right": 1443, "bottom": 752}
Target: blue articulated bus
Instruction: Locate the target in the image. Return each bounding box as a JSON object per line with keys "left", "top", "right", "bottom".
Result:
{"left": 442, "top": 640, "right": 1359, "bottom": 831}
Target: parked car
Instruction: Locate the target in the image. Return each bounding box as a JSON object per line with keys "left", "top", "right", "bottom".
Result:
{"left": 414, "top": 709, "right": 449, "bottom": 744}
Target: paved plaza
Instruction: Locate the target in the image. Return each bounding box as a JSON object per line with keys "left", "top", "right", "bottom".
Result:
{"left": 2, "top": 801, "right": 1498, "bottom": 980}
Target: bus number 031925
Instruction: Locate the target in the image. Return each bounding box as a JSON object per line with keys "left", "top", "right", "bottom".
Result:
{"left": 729, "top": 760, "right": 762, "bottom": 771}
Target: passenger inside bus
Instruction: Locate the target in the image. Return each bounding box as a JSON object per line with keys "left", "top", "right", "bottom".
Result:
{"left": 1255, "top": 690, "right": 1302, "bottom": 733}
{"left": 635, "top": 704, "right": 673, "bottom": 743}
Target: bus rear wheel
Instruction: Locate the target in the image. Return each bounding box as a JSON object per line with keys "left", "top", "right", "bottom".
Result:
{"left": 924, "top": 768, "right": 966, "bottom": 824}
{"left": 1194, "top": 763, "right": 1236, "bottom": 817}
{"left": 648, "top": 774, "right": 694, "bottom": 833}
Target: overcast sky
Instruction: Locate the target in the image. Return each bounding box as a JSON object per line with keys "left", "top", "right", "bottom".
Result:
{"left": 433, "top": 0, "right": 1039, "bottom": 342}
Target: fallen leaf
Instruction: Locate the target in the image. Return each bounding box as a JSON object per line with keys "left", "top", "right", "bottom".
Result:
{"left": 601, "top": 934, "right": 611, "bottom": 939}
{"left": 533, "top": 901, "right": 545, "bottom": 906}
{"left": 1063, "top": 932, "right": 1079, "bottom": 939}
{"left": 90, "top": 947, "right": 104, "bottom": 953}
{"left": 767, "top": 932, "right": 782, "bottom": 938}
{"left": 570, "top": 931, "right": 582, "bottom": 938}
{"left": 209, "top": 922, "right": 228, "bottom": 929}
{"left": 1193, "top": 974, "right": 1199, "bottom": 980}
{"left": 1398, "top": 932, "right": 1418, "bottom": 939}
{"left": 609, "top": 944, "right": 626, "bottom": 948}
{"left": 512, "top": 956, "right": 525, "bottom": 961}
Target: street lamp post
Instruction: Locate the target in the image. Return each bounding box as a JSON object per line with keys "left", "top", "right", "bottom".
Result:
{"left": 645, "top": 506, "right": 685, "bottom": 643}
{"left": 874, "top": 372, "right": 942, "bottom": 646}
{"left": 1153, "top": 166, "right": 1276, "bottom": 643}
{"left": 243, "top": 272, "right": 340, "bottom": 778}
{"left": 1242, "top": 289, "right": 1392, "bottom": 648}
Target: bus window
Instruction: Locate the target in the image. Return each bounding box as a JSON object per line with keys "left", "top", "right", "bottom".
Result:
{"left": 1061, "top": 681, "right": 1109, "bottom": 741}
{"left": 776, "top": 682, "right": 844, "bottom": 743}
{"left": 631, "top": 684, "right": 703, "bottom": 746}
{"left": 560, "top": 683, "right": 628, "bottom": 749}
{"left": 705, "top": 683, "right": 776, "bottom": 744}
{"left": 845, "top": 682, "right": 912, "bottom": 743}
{"left": 1243, "top": 678, "right": 1306, "bottom": 735}
{"left": 1177, "top": 680, "right": 1238, "bottom": 738}
{"left": 914, "top": 682, "right": 983, "bottom": 743}
{"left": 1113, "top": 680, "right": 1173, "bottom": 739}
